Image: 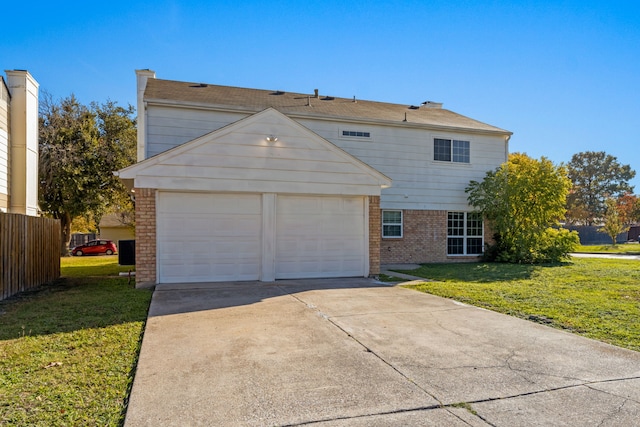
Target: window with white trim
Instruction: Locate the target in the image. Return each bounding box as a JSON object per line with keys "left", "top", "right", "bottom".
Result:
{"left": 382, "top": 210, "right": 402, "bottom": 238}
{"left": 447, "top": 212, "right": 483, "bottom": 255}
{"left": 434, "top": 138, "right": 470, "bottom": 163}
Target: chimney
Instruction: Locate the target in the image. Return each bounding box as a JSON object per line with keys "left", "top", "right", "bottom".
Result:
{"left": 135, "top": 69, "right": 156, "bottom": 161}
{"left": 5, "top": 70, "right": 39, "bottom": 216}
{"left": 314, "top": 89, "right": 319, "bottom": 98}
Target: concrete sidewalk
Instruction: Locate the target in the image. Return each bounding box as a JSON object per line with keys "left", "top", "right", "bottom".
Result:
{"left": 125, "top": 279, "right": 640, "bottom": 426}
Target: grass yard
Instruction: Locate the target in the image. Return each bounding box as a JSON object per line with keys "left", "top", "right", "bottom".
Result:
{"left": 0, "top": 256, "right": 151, "bottom": 426}
{"left": 575, "top": 243, "right": 640, "bottom": 254}
{"left": 61, "top": 255, "right": 136, "bottom": 277}
{"left": 397, "top": 258, "right": 640, "bottom": 352}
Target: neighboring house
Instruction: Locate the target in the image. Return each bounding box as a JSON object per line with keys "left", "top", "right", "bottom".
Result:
{"left": 118, "top": 70, "right": 512, "bottom": 286}
{"left": 0, "top": 70, "right": 39, "bottom": 216}
{"left": 98, "top": 212, "right": 135, "bottom": 249}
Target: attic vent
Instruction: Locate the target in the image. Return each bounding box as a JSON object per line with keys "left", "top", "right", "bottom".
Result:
{"left": 421, "top": 101, "right": 443, "bottom": 109}
{"left": 321, "top": 96, "right": 335, "bottom": 101}
{"left": 408, "top": 105, "right": 420, "bottom": 110}
{"left": 342, "top": 130, "right": 371, "bottom": 138}
{"left": 190, "top": 83, "right": 208, "bottom": 88}
{"left": 270, "top": 90, "right": 285, "bottom": 95}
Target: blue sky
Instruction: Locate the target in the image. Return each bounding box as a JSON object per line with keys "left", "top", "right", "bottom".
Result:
{"left": 3, "top": 0, "right": 639, "bottom": 190}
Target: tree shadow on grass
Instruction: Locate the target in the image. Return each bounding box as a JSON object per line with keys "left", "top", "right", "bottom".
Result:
{"left": 0, "top": 277, "right": 152, "bottom": 340}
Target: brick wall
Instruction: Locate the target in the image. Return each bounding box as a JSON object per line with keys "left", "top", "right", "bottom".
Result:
{"left": 131, "top": 190, "right": 483, "bottom": 285}
{"left": 135, "top": 188, "right": 156, "bottom": 286}
{"left": 379, "top": 209, "right": 484, "bottom": 264}
{"left": 368, "top": 196, "right": 381, "bottom": 275}
{"left": 381, "top": 210, "right": 448, "bottom": 264}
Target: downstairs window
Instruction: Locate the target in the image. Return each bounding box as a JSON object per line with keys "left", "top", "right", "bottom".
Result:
{"left": 382, "top": 210, "right": 403, "bottom": 238}
{"left": 447, "top": 212, "right": 483, "bottom": 255}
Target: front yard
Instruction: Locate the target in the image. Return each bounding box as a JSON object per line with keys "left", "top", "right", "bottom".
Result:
{"left": 397, "top": 257, "right": 640, "bottom": 352}
{"left": 2, "top": 255, "right": 638, "bottom": 425}
{"left": 0, "top": 256, "right": 151, "bottom": 426}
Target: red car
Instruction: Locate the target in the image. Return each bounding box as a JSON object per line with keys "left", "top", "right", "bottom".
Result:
{"left": 72, "top": 240, "right": 118, "bottom": 256}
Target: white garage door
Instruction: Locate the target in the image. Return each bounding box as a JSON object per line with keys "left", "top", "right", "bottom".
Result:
{"left": 157, "top": 192, "right": 262, "bottom": 283}
{"left": 276, "top": 195, "right": 366, "bottom": 279}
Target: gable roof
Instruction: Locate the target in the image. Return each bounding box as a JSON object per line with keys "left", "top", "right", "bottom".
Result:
{"left": 144, "top": 78, "right": 512, "bottom": 135}
{"left": 118, "top": 108, "right": 391, "bottom": 196}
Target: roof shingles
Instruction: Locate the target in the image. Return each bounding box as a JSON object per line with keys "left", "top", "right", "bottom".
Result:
{"left": 144, "top": 78, "right": 511, "bottom": 135}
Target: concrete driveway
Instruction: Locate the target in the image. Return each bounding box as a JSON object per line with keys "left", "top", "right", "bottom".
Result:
{"left": 125, "top": 279, "right": 640, "bottom": 426}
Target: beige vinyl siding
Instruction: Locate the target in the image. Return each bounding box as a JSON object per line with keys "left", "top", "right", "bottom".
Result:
{"left": 141, "top": 104, "right": 507, "bottom": 211}
{"left": 123, "top": 109, "right": 389, "bottom": 197}
{"left": 146, "top": 105, "right": 248, "bottom": 158}
{"left": 299, "top": 119, "right": 507, "bottom": 211}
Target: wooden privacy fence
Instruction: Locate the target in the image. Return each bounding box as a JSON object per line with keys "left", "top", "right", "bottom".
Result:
{"left": 1, "top": 213, "right": 61, "bottom": 300}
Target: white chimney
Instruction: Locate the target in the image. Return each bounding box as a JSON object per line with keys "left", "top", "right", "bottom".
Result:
{"left": 5, "top": 70, "right": 39, "bottom": 216}
{"left": 135, "top": 69, "right": 156, "bottom": 162}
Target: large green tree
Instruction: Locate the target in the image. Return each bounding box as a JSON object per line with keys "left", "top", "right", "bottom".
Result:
{"left": 466, "top": 153, "right": 579, "bottom": 263}
{"left": 39, "top": 94, "right": 136, "bottom": 255}
{"left": 566, "top": 151, "right": 636, "bottom": 225}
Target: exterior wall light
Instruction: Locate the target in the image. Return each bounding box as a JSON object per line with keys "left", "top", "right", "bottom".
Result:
{"left": 266, "top": 135, "right": 278, "bottom": 143}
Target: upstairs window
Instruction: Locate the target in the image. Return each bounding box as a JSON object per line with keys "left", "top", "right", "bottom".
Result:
{"left": 434, "top": 138, "right": 470, "bottom": 163}
{"left": 382, "top": 210, "right": 403, "bottom": 238}
{"left": 447, "top": 212, "right": 483, "bottom": 255}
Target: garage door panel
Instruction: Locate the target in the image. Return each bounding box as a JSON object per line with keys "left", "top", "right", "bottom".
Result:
{"left": 157, "top": 192, "right": 261, "bottom": 283}
{"left": 277, "top": 219, "right": 360, "bottom": 235}
{"left": 160, "top": 193, "right": 261, "bottom": 214}
{"left": 276, "top": 238, "right": 362, "bottom": 256}
{"left": 275, "top": 195, "right": 365, "bottom": 279}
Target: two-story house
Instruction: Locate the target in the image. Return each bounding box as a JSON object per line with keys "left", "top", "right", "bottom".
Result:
{"left": 119, "top": 70, "right": 512, "bottom": 286}
{"left": 0, "top": 70, "right": 39, "bottom": 216}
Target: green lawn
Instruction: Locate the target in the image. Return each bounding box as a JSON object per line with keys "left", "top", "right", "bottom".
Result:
{"left": 575, "top": 243, "right": 640, "bottom": 254}
{"left": 0, "top": 257, "right": 151, "bottom": 426}
{"left": 396, "top": 258, "right": 640, "bottom": 352}
{"left": 61, "top": 255, "right": 136, "bottom": 277}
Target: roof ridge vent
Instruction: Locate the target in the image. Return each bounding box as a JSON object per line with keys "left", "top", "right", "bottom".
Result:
{"left": 421, "top": 101, "right": 443, "bottom": 109}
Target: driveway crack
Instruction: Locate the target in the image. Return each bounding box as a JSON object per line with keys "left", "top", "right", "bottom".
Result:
{"left": 597, "top": 398, "right": 627, "bottom": 427}
{"left": 585, "top": 380, "right": 640, "bottom": 405}
{"left": 278, "top": 404, "right": 479, "bottom": 426}
{"left": 282, "top": 289, "right": 444, "bottom": 404}
{"left": 449, "top": 376, "right": 640, "bottom": 407}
